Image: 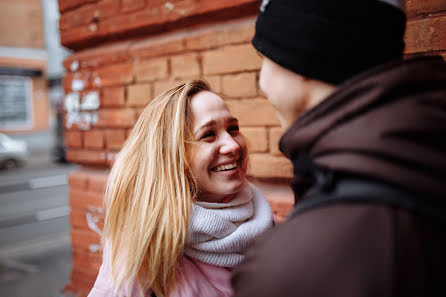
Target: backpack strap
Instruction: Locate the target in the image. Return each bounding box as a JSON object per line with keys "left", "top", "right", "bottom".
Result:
{"left": 289, "top": 175, "right": 446, "bottom": 227}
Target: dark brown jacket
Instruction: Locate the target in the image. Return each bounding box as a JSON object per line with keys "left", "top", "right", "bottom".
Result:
{"left": 232, "top": 56, "right": 446, "bottom": 297}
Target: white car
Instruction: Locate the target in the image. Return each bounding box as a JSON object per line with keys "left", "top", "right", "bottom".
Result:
{"left": 0, "top": 133, "right": 29, "bottom": 169}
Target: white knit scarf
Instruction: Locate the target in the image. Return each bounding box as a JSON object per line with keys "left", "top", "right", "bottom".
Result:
{"left": 184, "top": 182, "right": 273, "bottom": 267}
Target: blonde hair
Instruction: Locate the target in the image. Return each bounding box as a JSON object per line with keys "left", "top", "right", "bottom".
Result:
{"left": 103, "top": 80, "right": 210, "bottom": 297}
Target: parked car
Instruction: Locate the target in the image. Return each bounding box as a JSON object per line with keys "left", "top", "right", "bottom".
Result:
{"left": 0, "top": 133, "right": 29, "bottom": 169}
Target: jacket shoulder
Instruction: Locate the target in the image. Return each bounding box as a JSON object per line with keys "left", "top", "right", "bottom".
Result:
{"left": 233, "top": 204, "right": 397, "bottom": 297}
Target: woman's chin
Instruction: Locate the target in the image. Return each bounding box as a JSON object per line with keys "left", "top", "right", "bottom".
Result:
{"left": 220, "top": 180, "right": 245, "bottom": 196}
{"left": 200, "top": 181, "right": 245, "bottom": 203}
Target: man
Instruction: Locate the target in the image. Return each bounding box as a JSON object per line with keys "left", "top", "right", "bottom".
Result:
{"left": 232, "top": 0, "right": 446, "bottom": 296}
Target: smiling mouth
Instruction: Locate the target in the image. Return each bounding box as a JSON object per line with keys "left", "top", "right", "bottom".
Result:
{"left": 211, "top": 161, "right": 238, "bottom": 172}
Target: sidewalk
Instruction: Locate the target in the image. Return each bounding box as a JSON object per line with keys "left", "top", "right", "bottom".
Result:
{"left": 0, "top": 145, "right": 76, "bottom": 297}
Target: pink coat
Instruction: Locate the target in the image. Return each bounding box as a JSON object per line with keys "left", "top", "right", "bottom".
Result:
{"left": 88, "top": 251, "right": 233, "bottom": 297}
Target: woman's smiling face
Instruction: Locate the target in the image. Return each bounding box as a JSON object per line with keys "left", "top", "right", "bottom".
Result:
{"left": 188, "top": 91, "right": 247, "bottom": 203}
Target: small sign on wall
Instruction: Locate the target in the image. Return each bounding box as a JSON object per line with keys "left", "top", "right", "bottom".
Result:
{"left": 0, "top": 76, "right": 33, "bottom": 130}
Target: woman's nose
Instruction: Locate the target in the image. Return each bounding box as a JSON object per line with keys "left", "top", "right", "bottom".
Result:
{"left": 219, "top": 133, "right": 240, "bottom": 155}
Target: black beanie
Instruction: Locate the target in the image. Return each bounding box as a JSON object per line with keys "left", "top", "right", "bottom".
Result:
{"left": 252, "top": 0, "right": 406, "bottom": 84}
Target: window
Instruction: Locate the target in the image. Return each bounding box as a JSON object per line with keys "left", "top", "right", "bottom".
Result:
{"left": 0, "top": 76, "right": 33, "bottom": 129}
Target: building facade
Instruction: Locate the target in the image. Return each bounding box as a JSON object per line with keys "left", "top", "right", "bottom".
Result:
{"left": 0, "top": 0, "right": 49, "bottom": 133}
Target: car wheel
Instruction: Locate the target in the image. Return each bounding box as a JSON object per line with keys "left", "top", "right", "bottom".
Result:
{"left": 3, "top": 159, "right": 18, "bottom": 169}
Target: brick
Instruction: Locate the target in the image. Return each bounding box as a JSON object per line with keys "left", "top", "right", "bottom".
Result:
{"left": 257, "top": 86, "right": 267, "bottom": 97}
{"left": 65, "top": 131, "right": 83, "bottom": 148}
{"left": 204, "top": 75, "right": 221, "bottom": 93}
{"left": 162, "top": 0, "right": 201, "bottom": 19}
{"left": 96, "top": 108, "right": 136, "bottom": 128}
{"left": 269, "top": 127, "right": 284, "bottom": 156}
{"left": 70, "top": 208, "right": 105, "bottom": 230}
{"left": 70, "top": 267, "right": 99, "bottom": 285}
{"left": 405, "top": 15, "right": 446, "bottom": 54}
{"left": 83, "top": 130, "right": 104, "bottom": 149}
{"left": 60, "top": 0, "right": 258, "bottom": 49}
{"left": 67, "top": 269, "right": 97, "bottom": 295}
{"left": 121, "top": 0, "right": 146, "bottom": 13}
{"left": 153, "top": 79, "right": 183, "bottom": 97}
{"left": 242, "top": 127, "right": 267, "bottom": 153}
{"left": 58, "top": 0, "right": 97, "bottom": 13}
{"left": 268, "top": 198, "right": 294, "bottom": 223}
{"left": 71, "top": 229, "right": 101, "bottom": 252}
{"left": 126, "top": 83, "right": 153, "bottom": 107}
{"left": 248, "top": 154, "right": 293, "bottom": 178}
{"left": 62, "top": 71, "right": 91, "bottom": 93}
{"left": 88, "top": 170, "right": 110, "bottom": 193}
{"left": 101, "top": 87, "right": 125, "bottom": 107}
{"left": 134, "top": 58, "right": 168, "bottom": 82}
{"left": 64, "top": 282, "right": 90, "bottom": 297}
{"left": 66, "top": 275, "right": 95, "bottom": 297}
{"left": 70, "top": 209, "right": 88, "bottom": 230}
{"left": 96, "top": 0, "right": 197, "bottom": 38}
{"left": 69, "top": 189, "right": 105, "bottom": 211}
{"left": 202, "top": 44, "right": 262, "bottom": 75}
{"left": 222, "top": 72, "right": 257, "bottom": 98}
{"left": 60, "top": 24, "right": 97, "bottom": 48}
{"left": 68, "top": 170, "right": 89, "bottom": 189}
{"left": 61, "top": 0, "right": 120, "bottom": 32}
{"left": 59, "top": 4, "right": 96, "bottom": 31}
{"left": 251, "top": 180, "right": 294, "bottom": 222}
{"left": 135, "top": 107, "right": 146, "bottom": 118}
{"left": 130, "top": 38, "right": 185, "bottom": 59}
{"left": 196, "top": 0, "right": 257, "bottom": 14}
{"left": 186, "top": 20, "right": 255, "bottom": 50}
{"left": 94, "top": 7, "right": 161, "bottom": 39}
{"left": 72, "top": 249, "right": 102, "bottom": 273}
{"left": 65, "top": 110, "right": 101, "bottom": 131}
{"left": 171, "top": 53, "right": 200, "bottom": 78}
{"left": 94, "top": 63, "right": 133, "bottom": 87}
{"left": 66, "top": 149, "right": 108, "bottom": 165}
{"left": 104, "top": 129, "right": 126, "bottom": 150}
{"left": 263, "top": 191, "right": 294, "bottom": 223}
{"left": 226, "top": 99, "right": 280, "bottom": 126}
{"left": 64, "top": 42, "right": 131, "bottom": 71}
{"left": 105, "top": 151, "right": 118, "bottom": 166}
{"left": 406, "top": 0, "right": 446, "bottom": 19}
{"left": 95, "top": 0, "right": 121, "bottom": 19}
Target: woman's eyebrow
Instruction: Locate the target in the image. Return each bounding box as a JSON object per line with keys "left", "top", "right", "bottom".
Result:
{"left": 195, "top": 117, "right": 238, "bottom": 134}
{"left": 195, "top": 120, "right": 216, "bottom": 134}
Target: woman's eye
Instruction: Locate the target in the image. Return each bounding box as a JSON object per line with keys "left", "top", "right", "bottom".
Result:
{"left": 200, "top": 131, "right": 215, "bottom": 140}
{"left": 228, "top": 125, "right": 239, "bottom": 135}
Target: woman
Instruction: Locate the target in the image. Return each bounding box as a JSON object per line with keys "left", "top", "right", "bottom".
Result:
{"left": 88, "top": 80, "right": 273, "bottom": 297}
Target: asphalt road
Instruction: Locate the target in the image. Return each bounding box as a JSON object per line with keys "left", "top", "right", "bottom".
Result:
{"left": 0, "top": 158, "right": 79, "bottom": 297}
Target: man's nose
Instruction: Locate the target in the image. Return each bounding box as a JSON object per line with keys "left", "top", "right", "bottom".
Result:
{"left": 219, "top": 133, "right": 240, "bottom": 155}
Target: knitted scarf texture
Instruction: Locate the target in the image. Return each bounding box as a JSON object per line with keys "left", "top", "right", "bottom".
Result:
{"left": 185, "top": 183, "right": 273, "bottom": 267}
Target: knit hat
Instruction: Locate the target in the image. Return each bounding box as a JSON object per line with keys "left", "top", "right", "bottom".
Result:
{"left": 252, "top": 0, "right": 406, "bottom": 84}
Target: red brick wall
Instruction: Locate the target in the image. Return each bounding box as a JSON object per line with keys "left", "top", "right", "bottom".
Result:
{"left": 58, "top": 0, "right": 261, "bottom": 49}
{"left": 405, "top": 0, "right": 446, "bottom": 59}
{"left": 65, "top": 170, "right": 106, "bottom": 296}
{"left": 60, "top": 0, "right": 446, "bottom": 296}
{"left": 62, "top": 18, "right": 292, "bottom": 177}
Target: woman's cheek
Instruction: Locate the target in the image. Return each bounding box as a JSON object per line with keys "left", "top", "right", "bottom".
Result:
{"left": 240, "top": 153, "right": 249, "bottom": 178}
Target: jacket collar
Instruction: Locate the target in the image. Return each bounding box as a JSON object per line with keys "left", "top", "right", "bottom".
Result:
{"left": 280, "top": 56, "right": 446, "bottom": 200}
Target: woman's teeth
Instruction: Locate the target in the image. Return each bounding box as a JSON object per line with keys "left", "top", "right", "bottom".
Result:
{"left": 213, "top": 162, "right": 238, "bottom": 172}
